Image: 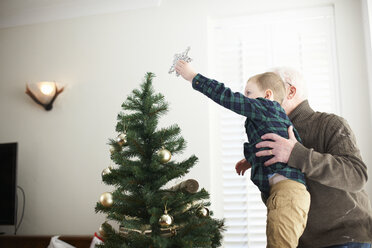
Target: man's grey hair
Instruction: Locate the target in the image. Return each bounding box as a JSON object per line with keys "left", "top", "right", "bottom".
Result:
{"left": 268, "top": 67, "right": 308, "bottom": 100}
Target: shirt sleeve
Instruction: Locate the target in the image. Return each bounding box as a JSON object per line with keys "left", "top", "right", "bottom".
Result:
{"left": 192, "top": 73, "right": 266, "bottom": 120}
{"left": 288, "top": 115, "right": 368, "bottom": 193}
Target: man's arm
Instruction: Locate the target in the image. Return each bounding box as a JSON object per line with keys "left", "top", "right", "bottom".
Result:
{"left": 256, "top": 119, "right": 368, "bottom": 193}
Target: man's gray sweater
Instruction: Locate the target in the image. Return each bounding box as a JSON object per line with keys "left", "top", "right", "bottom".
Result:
{"left": 288, "top": 100, "right": 372, "bottom": 247}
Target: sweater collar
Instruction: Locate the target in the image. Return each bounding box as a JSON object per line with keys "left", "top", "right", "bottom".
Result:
{"left": 288, "top": 100, "right": 315, "bottom": 122}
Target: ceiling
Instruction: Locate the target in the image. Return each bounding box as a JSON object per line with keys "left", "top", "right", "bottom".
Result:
{"left": 0, "top": 0, "right": 161, "bottom": 29}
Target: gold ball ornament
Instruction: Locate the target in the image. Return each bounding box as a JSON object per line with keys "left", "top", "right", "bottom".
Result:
{"left": 199, "top": 207, "right": 209, "bottom": 217}
{"left": 99, "top": 223, "right": 106, "bottom": 237}
{"left": 101, "top": 166, "right": 112, "bottom": 177}
{"left": 100, "top": 192, "right": 113, "bottom": 207}
{"left": 116, "top": 133, "right": 127, "bottom": 146}
{"left": 159, "top": 210, "right": 173, "bottom": 227}
{"left": 183, "top": 203, "right": 192, "bottom": 212}
{"left": 158, "top": 148, "right": 171, "bottom": 164}
{"left": 109, "top": 146, "right": 115, "bottom": 154}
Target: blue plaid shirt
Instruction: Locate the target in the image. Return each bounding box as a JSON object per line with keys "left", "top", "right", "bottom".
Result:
{"left": 192, "top": 74, "right": 306, "bottom": 196}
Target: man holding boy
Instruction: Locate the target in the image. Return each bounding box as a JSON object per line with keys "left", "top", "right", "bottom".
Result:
{"left": 254, "top": 67, "right": 372, "bottom": 248}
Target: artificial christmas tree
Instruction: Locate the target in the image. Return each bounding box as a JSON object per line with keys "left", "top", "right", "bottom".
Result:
{"left": 95, "top": 72, "right": 224, "bottom": 248}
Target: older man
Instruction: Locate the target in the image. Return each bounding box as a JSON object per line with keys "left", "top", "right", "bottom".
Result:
{"left": 254, "top": 67, "right": 372, "bottom": 248}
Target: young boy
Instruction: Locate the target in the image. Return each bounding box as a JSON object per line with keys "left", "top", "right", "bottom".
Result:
{"left": 175, "top": 60, "right": 310, "bottom": 248}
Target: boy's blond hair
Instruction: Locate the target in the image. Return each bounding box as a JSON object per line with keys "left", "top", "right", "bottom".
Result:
{"left": 248, "top": 72, "right": 286, "bottom": 104}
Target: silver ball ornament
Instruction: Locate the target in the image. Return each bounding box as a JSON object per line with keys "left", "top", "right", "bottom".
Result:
{"left": 116, "top": 133, "right": 127, "bottom": 146}
{"left": 159, "top": 210, "right": 173, "bottom": 227}
{"left": 199, "top": 207, "right": 209, "bottom": 217}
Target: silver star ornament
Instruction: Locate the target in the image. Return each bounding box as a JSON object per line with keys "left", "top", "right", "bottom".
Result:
{"left": 169, "top": 46, "right": 192, "bottom": 76}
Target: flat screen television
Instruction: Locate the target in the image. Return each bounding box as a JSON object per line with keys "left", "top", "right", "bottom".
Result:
{"left": 0, "top": 142, "right": 17, "bottom": 225}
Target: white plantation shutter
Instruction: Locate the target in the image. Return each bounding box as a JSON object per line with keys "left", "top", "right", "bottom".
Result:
{"left": 208, "top": 6, "right": 339, "bottom": 248}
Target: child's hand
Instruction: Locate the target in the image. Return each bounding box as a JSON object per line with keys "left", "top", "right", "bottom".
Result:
{"left": 235, "top": 158, "right": 251, "bottom": 176}
{"left": 175, "top": 60, "right": 197, "bottom": 82}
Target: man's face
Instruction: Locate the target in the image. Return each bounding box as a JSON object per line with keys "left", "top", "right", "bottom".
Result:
{"left": 244, "top": 80, "right": 265, "bottom": 99}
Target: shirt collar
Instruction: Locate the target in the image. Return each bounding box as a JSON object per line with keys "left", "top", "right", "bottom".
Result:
{"left": 288, "top": 100, "right": 315, "bottom": 122}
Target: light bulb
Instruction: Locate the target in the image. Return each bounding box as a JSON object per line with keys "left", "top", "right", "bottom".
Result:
{"left": 39, "top": 82, "right": 55, "bottom": 96}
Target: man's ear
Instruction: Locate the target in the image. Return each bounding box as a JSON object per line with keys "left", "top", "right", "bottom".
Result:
{"left": 287, "top": 85, "right": 297, "bottom": 100}
{"left": 264, "top": 89, "right": 274, "bottom": 100}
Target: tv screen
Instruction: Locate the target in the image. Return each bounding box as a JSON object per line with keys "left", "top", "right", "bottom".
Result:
{"left": 0, "top": 142, "right": 17, "bottom": 225}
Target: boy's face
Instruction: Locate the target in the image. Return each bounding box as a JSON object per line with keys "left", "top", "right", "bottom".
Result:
{"left": 244, "top": 80, "right": 265, "bottom": 99}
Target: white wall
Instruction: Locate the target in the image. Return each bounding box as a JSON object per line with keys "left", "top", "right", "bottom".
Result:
{"left": 0, "top": 0, "right": 210, "bottom": 235}
{"left": 362, "top": 0, "right": 372, "bottom": 196}
{"left": 0, "top": 0, "right": 371, "bottom": 236}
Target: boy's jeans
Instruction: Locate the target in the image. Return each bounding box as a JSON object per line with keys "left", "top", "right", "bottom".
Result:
{"left": 325, "top": 242, "right": 372, "bottom": 248}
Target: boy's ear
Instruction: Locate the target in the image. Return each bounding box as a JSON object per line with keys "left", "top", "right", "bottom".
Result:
{"left": 264, "top": 89, "right": 274, "bottom": 100}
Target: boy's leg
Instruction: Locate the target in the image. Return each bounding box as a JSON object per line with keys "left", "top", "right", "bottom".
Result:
{"left": 266, "top": 180, "right": 310, "bottom": 248}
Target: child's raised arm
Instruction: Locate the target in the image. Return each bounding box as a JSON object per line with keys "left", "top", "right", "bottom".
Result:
{"left": 175, "top": 61, "right": 267, "bottom": 120}
{"left": 175, "top": 60, "right": 197, "bottom": 82}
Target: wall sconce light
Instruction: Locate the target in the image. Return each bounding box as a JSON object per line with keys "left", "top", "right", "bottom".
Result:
{"left": 25, "top": 82, "right": 64, "bottom": 111}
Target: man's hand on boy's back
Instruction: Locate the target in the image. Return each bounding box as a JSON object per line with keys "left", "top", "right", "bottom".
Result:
{"left": 255, "top": 126, "right": 297, "bottom": 166}
{"left": 175, "top": 60, "right": 197, "bottom": 82}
